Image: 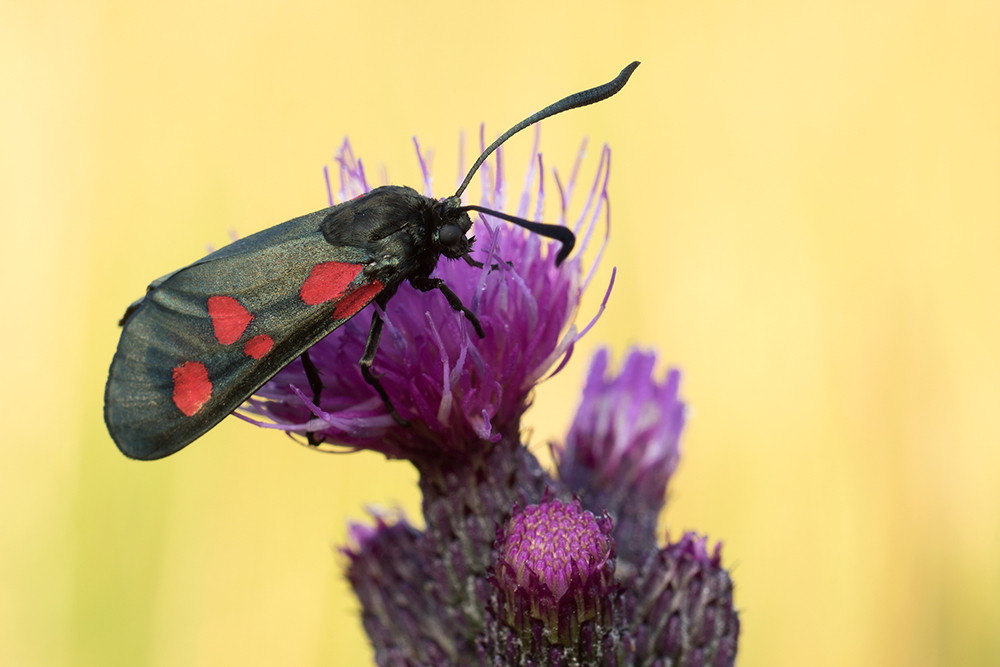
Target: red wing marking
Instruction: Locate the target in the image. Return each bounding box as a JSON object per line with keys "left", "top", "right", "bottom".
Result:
{"left": 300, "top": 262, "right": 364, "bottom": 306}
{"left": 207, "top": 296, "right": 253, "bottom": 345}
{"left": 243, "top": 334, "right": 274, "bottom": 359}
{"left": 333, "top": 280, "right": 384, "bottom": 320}
{"left": 172, "top": 362, "right": 212, "bottom": 416}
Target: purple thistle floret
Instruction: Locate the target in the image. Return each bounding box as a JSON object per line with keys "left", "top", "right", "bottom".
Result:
{"left": 344, "top": 512, "right": 465, "bottom": 666}
{"left": 245, "top": 132, "right": 737, "bottom": 666}
{"left": 492, "top": 498, "right": 617, "bottom": 650}
{"left": 241, "top": 132, "right": 613, "bottom": 461}
{"left": 557, "top": 348, "right": 686, "bottom": 569}
{"left": 625, "top": 532, "right": 740, "bottom": 666}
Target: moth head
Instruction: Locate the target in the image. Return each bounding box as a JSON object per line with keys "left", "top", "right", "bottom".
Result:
{"left": 435, "top": 196, "right": 474, "bottom": 259}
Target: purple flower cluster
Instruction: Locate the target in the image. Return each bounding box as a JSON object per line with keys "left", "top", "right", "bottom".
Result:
{"left": 241, "top": 131, "right": 612, "bottom": 461}
{"left": 252, "top": 133, "right": 739, "bottom": 665}
{"left": 557, "top": 348, "right": 686, "bottom": 567}
{"left": 491, "top": 498, "right": 617, "bottom": 652}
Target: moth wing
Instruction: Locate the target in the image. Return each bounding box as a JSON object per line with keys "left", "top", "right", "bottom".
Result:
{"left": 105, "top": 210, "right": 384, "bottom": 460}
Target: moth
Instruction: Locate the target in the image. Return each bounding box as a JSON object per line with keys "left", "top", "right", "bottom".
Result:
{"left": 105, "top": 61, "right": 639, "bottom": 460}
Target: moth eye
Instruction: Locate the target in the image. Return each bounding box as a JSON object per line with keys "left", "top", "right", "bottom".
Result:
{"left": 439, "top": 224, "right": 463, "bottom": 246}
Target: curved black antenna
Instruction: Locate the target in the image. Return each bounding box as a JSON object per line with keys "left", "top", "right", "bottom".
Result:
{"left": 453, "top": 61, "right": 640, "bottom": 200}
{"left": 459, "top": 205, "right": 576, "bottom": 266}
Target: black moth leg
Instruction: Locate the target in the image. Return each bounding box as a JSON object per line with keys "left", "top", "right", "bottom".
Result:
{"left": 462, "top": 254, "right": 513, "bottom": 272}
{"left": 300, "top": 350, "right": 326, "bottom": 445}
{"left": 411, "top": 276, "right": 486, "bottom": 339}
{"left": 463, "top": 255, "right": 485, "bottom": 269}
{"left": 359, "top": 303, "right": 410, "bottom": 427}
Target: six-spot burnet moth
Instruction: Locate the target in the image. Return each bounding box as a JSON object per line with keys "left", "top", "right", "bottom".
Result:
{"left": 104, "top": 61, "right": 640, "bottom": 460}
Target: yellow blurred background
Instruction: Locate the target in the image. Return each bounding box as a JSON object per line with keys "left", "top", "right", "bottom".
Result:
{"left": 3, "top": 0, "right": 999, "bottom": 665}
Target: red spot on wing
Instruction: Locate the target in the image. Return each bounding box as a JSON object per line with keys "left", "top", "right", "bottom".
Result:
{"left": 243, "top": 334, "right": 274, "bottom": 359}
{"left": 333, "top": 280, "right": 384, "bottom": 320}
{"left": 300, "top": 262, "right": 364, "bottom": 306}
{"left": 207, "top": 295, "right": 253, "bottom": 345}
{"left": 172, "top": 362, "right": 212, "bottom": 416}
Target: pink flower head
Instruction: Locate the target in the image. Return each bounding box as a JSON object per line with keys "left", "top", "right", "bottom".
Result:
{"left": 556, "top": 348, "right": 686, "bottom": 563}
{"left": 241, "top": 132, "right": 613, "bottom": 460}
{"left": 628, "top": 532, "right": 739, "bottom": 666}
{"left": 492, "top": 498, "right": 617, "bottom": 647}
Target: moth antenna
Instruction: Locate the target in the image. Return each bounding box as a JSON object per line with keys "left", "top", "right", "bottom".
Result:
{"left": 459, "top": 205, "right": 576, "bottom": 266}
{"left": 453, "top": 61, "right": 640, "bottom": 200}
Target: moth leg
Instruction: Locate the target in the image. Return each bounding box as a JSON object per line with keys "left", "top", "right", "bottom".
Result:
{"left": 463, "top": 255, "right": 513, "bottom": 272}
{"left": 300, "top": 351, "right": 326, "bottom": 446}
{"left": 411, "top": 276, "right": 486, "bottom": 339}
{"left": 360, "top": 308, "right": 410, "bottom": 427}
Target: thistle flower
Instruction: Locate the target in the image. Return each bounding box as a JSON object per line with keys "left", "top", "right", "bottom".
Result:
{"left": 486, "top": 498, "right": 618, "bottom": 663}
{"left": 241, "top": 132, "right": 612, "bottom": 466}
{"left": 625, "top": 533, "right": 740, "bottom": 666}
{"left": 556, "top": 348, "right": 686, "bottom": 568}
{"left": 343, "top": 513, "right": 464, "bottom": 666}
{"left": 248, "top": 133, "right": 737, "bottom": 666}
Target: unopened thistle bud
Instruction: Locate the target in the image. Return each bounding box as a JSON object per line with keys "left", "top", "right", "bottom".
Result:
{"left": 488, "top": 498, "right": 618, "bottom": 664}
